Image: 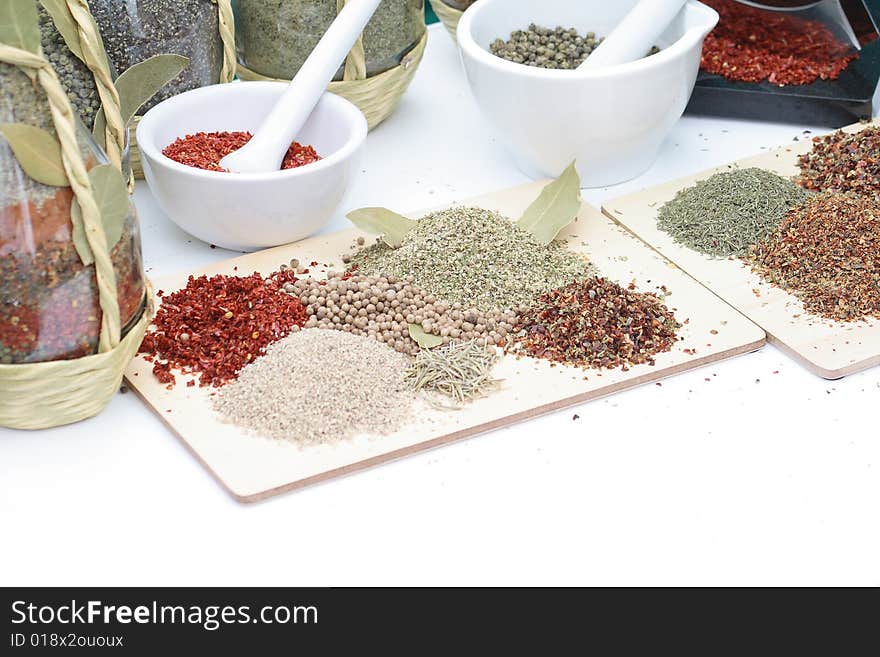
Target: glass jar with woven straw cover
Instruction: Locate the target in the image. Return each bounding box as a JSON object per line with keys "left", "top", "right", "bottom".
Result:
{"left": 0, "top": 62, "right": 146, "bottom": 366}
{"left": 234, "top": 0, "right": 425, "bottom": 80}
{"left": 88, "top": 0, "right": 236, "bottom": 113}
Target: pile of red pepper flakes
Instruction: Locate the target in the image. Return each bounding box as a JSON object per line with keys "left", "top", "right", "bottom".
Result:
{"left": 797, "top": 126, "right": 880, "bottom": 197}
{"left": 508, "top": 278, "right": 681, "bottom": 371}
{"left": 138, "top": 270, "right": 308, "bottom": 387}
{"left": 701, "top": 0, "right": 858, "bottom": 86}
{"left": 162, "top": 132, "right": 321, "bottom": 172}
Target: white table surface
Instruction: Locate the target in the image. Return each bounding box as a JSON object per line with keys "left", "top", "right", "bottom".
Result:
{"left": 2, "top": 25, "right": 879, "bottom": 586}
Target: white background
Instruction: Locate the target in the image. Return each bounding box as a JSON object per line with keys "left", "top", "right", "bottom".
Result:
{"left": 1, "top": 25, "right": 878, "bottom": 586}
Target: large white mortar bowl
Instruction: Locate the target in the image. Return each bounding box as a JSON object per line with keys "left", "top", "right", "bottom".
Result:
{"left": 137, "top": 81, "right": 368, "bottom": 251}
{"left": 458, "top": 0, "right": 718, "bottom": 187}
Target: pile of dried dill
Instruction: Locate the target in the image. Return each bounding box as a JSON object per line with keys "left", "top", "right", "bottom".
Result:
{"left": 508, "top": 278, "right": 680, "bottom": 370}
{"left": 657, "top": 168, "right": 811, "bottom": 257}
{"left": 349, "top": 207, "right": 591, "bottom": 312}
{"left": 749, "top": 193, "right": 880, "bottom": 322}
{"left": 797, "top": 126, "right": 880, "bottom": 198}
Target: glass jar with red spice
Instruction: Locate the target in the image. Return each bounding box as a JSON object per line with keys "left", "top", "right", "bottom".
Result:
{"left": 0, "top": 62, "right": 146, "bottom": 365}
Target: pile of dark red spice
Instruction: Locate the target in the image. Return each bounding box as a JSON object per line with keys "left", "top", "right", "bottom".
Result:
{"left": 797, "top": 126, "right": 880, "bottom": 197}
{"left": 508, "top": 278, "right": 681, "bottom": 370}
{"left": 749, "top": 193, "right": 880, "bottom": 322}
{"left": 700, "top": 0, "right": 857, "bottom": 86}
{"left": 162, "top": 131, "right": 321, "bottom": 172}
{"left": 138, "top": 270, "right": 308, "bottom": 387}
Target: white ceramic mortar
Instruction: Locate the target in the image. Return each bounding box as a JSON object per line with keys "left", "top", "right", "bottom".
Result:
{"left": 457, "top": 0, "right": 719, "bottom": 187}
{"left": 137, "top": 82, "right": 368, "bottom": 251}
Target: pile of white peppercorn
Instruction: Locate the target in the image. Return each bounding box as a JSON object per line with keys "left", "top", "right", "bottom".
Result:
{"left": 282, "top": 273, "right": 518, "bottom": 356}
{"left": 490, "top": 24, "right": 604, "bottom": 69}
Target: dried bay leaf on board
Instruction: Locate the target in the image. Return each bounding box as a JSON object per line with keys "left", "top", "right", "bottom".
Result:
{"left": 517, "top": 161, "right": 582, "bottom": 245}
{"left": 0, "top": 0, "right": 41, "bottom": 54}
{"left": 0, "top": 123, "right": 68, "bottom": 187}
{"left": 409, "top": 324, "right": 444, "bottom": 349}
{"left": 93, "top": 54, "right": 189, "bottom": 140}
{"left": 347, "top": 207, "right": 417, "bottom": 248}
{"left": 38, "top": 0, "right": 84, "bottom": 61}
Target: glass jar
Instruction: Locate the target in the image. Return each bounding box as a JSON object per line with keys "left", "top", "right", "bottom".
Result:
{"left": 235, "top": 0, "right": 425, "bottom": 80}
{"left": 0, "top": 63, "right": 145, "bottom": 365}
{"left": 88, "top": 0, "right": 224, "bottom": 113}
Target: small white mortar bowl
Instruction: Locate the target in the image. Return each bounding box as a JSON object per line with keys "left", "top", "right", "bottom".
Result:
{"left": 137, "top": 81, "right": 368, "bottom": 251}
{"left": 458, "top": 0, "right": 718, "bottom": 188}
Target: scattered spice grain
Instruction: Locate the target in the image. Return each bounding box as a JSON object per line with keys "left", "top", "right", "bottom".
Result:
{"left": 701, "top": 0, "right": 857, "bottom": 86}
{"left": 657, "top": 168, "right": 811, "bottom": 257}
{"left": 797, "top": 126, "right": 880, "bottom": 198}
{"left": 213, "top": 329, "right": 414, "bottom": 445}
{"left": 749, "top": 193, "right": 880, "bottom": 322}
{"left": 350, "top": 207, "right": 592, "bottom": 312}
{"left": 138, "top": 270, "right": 308, "bottom": 387}
{"left": 509, "top": 278, "right": 680, "bottom": 370}
{"left": 163, "top": 132, "right": 320, "bottom": 172}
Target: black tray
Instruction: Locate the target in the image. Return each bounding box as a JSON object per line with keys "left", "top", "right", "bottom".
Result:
{"left": 686, "top": 0, "right": 880, "bottom": 126}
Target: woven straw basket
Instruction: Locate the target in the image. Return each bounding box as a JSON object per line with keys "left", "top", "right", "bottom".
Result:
{"left": 0, "top": 36, "right": 153, "bottom": 430}
{"left": 237, "top": 30, "right": 428, "bottom": 132}
{"left": 429, "top": 0, "right": 464, "bottom": 42}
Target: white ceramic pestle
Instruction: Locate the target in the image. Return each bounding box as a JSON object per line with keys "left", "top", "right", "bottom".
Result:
{"left": 579, "top": 0, "right": 688, "bottom": 69}
{"left": 220, "top": 0, "right": 381, "bottom": 173}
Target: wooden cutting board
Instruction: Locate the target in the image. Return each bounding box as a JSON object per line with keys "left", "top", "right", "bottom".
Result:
{"left": 125, "top": 180, "right": 765, "bottom": 502}
{"left": 603, "top": 120, "right": 880, "bottom": 380}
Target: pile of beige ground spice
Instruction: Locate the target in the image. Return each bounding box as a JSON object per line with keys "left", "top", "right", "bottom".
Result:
{"left": 213, "top": 329, "right": 414, "bottom": 445}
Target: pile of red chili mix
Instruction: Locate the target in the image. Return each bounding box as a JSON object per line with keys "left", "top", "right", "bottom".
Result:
{"left": 749, "top": 194, "right": 880, "bottom": 322}
{"left": 508, "top": 278, "right": 681, "bottom": 370}
{"left": 162, "top": 131, "right": 321, "bottom": 172}
{"left": 797, "top": 126, "right": 880, "bottom": 198}
{"left": 139, "top": 270, "right": 308, "bottom": 387}
{"left": 700, "top": 0, "right": 857, "bottom": 86}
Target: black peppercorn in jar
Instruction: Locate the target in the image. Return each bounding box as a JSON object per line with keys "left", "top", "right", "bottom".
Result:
{"left": 234, "top": 0, "right": 425, "bottom": 80}
{"left": 0, "top": 63, "right": 146, "bottom": 365}
{"left": 88, "top": 0, "right": 226, "bottom": 113}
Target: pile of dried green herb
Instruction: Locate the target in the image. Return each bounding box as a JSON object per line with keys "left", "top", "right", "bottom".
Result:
{"left": 797, "top": 126, "right": 880, "bottom": 198}
{"left": 749, "top": 193, "right": 880, "bottom": 322}
{"left": 350, "top": 207, "right": 591, "bottom": 312}
{"left": 657, "top": 168, "right": 811, "bottom": 257}
{"left": 508, "top": 278, "right": 680, "bottom": 370}
{"left": 405, "top": 340, "right": 500, "bottom": 405}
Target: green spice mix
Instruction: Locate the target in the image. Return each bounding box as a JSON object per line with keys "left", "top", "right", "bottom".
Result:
{"left": 350, "top": 207, "right": 593, "bottom": 313}
{"left": 657, "top": 168, "right": 812, "bottom": 258}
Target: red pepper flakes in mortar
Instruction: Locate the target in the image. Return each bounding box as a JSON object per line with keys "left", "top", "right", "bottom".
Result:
{"left": 508, "top": 278, "right": 681, "bottom": 370}
{"left": 701, "top": 0, "right": 857, "bottom": 86}
{"left": 162, "top": 131, "right": 321, "bottom": 172}
{"left": 138, "top": 270, "right": 307, "bottom": 387}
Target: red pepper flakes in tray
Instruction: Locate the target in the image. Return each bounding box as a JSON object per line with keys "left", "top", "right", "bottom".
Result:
{"left": 162, "top": 131, "right": 321, "bottom": 172}
{"left": 138, "top": 270, "right": 307, "bottom": 387}
{"left": 700, "top": 0, "right": 857, "bottom": 86}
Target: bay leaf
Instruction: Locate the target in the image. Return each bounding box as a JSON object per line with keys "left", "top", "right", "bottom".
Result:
{"left": 0, "top": 0, "right": 41, "bottom": 54}
{"left": 409, "top": 324, "right": 443, "bottom": 349}
{"left": 93, "top": 54, "right": 189, "bottom": 141}
{"left": 68, "top": 165, "right": 130, "bottom": 266}
{"left": 0, "top": 123, "right": 68, "bottom": 187}
{"left": 38, "top": 0, "right": 84, "bottom": 61}
{"left": 346, "top": 207, "right": 417, "bottom": 248}
{"left": 517, "top": 161, "right": 582, "bottom": 245}
{"left": 89, "top": 164, "right": 129, "bottom": 248}
{"left": 70, "top": 198, "right": 94, "bottom": 266}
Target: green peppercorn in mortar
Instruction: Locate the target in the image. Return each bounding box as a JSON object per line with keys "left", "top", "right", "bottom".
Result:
{"left": 656, "top": 168, "right": 812, "bottom": 258}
